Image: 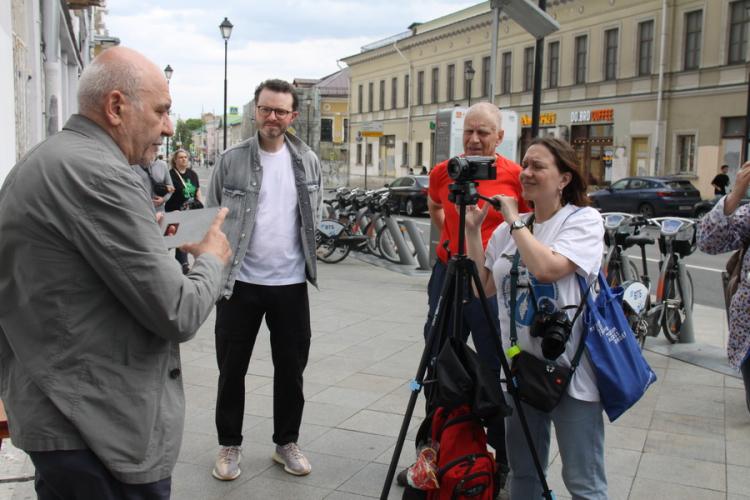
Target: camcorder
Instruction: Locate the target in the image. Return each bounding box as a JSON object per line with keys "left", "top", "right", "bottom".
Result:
{"left": 530, "top": 297, "right": 573, "bottom": 360}
{"left": 447, "top": 156, "right": 497, "bottom": 182}
{"left": 152, "top": 182, "right": 170, "bottom": 197}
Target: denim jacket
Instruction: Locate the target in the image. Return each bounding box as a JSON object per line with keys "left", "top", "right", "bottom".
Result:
{"left": 207, "top": 132, "right": 322, "bottom": 297}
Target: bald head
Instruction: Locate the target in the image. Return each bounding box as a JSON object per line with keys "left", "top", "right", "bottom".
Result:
{"left": 465, "top": 102, "right": 503, "bottom": 132}
{"left": 77, "top": 47, "right": 166, "bottom": 117}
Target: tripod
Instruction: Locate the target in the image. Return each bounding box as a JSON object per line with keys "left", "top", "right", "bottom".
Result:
{"left": 380, "top": 181, "right": 555, "bottom": 500}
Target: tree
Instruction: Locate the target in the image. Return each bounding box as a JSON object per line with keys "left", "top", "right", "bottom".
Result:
{"left": 173, "top": 119, "right": 196, "bottom": 151}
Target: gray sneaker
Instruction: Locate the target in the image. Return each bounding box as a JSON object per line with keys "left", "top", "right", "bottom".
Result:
{"left": 212, "top": 445, "right": 242, "bottom": 481}
{"left": 272, "top": 442, "right": 311, "bottom": 476}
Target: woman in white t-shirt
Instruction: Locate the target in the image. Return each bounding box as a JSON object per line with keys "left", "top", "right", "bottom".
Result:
{"left": 465, "top": 137, "right": 606, "bottom": 500}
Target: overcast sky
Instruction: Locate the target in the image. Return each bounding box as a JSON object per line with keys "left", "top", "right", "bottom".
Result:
{"left": 105, "top": 0, "right": 479, "bottom": 120}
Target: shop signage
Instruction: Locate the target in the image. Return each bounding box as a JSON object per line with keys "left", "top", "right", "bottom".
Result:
{"left": 360, "top": 121, "right": 384, "bottom": 138}
{"left": 570, "top": 108, "right": 614, "bottom": 123}
{"left": 520, "top": 112, "right": 557, "bottom": 127}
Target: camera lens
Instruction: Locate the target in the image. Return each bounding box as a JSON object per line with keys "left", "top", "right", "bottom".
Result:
{"left": 541, "top": 328, "right": 567, "bottom": 360}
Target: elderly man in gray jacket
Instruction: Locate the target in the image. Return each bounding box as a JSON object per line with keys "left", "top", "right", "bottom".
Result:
{"left": 0, "top": 47, "right": 231, "bottom": 498}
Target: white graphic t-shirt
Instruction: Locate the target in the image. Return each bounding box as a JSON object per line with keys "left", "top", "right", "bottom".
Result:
{"left": 485, "top": 204, "right": 604, "bottom": 402}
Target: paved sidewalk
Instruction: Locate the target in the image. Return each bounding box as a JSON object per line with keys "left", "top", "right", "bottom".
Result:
{"left": 2, "top": 255, "right": 750, "bottom": 499}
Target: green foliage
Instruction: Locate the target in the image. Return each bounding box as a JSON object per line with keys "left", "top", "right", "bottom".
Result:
{"left": 172, "top": 119, "right": 195, "bottom": 151}
{"left": 184, "top": 118, "right": 203, "bottom": 131}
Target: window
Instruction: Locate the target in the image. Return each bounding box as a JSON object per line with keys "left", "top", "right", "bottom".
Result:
{"left": 610, "top": 179, "right": 628, "bottom": 190}
{"left": 356, "top": 143, "right": 362, "bottom": 164}
{"left": 676, "top": 134, "right": 696, "bottom": 173}
{"left": 402, "top": 142, "right": 408, "bottom": 167}
{"left": 432, "top": 67, "right": 439, "bottom": 103}
{"left": 481, "top": 56, "right": 491, "bottom": 97}
{"left": 729, "top": 1, "right": 750, "bottom": 64}
{"left": 368, "top": 82, "right": 373, "bottom": 112}
{"left": 604, "top": 28, "right": 618, "bottom": 80}
{"left": 343, "top": 118, "right": 349, "bottom": 142}
{"left": 357, "top": 84, "right": 363, "bottom": 113}
{"left": 638, "top": 20, "right": 654, "bottom": 76}
{"left": 574, "top": 35, "right": 587, "bottom": 84}
{"left": 447, "top": 64, "right": 455, "bottom": 101}
{"left": 366, "top": 143, "right": 373, "bottom": 166}
{"left": 391, "top": 77, "right": 397, "bottom": 109}
{"left": 404, "top": 74, "right": 409, "bottom": 107}
{"left": 379, "top": 80, "right": 385, "bottom": 111}
{"left": 548, "top": 41, "right": 559, "bottom": 88}
{"left": 464, "top": 60, "right": 473, "bottom": 100}
{"left": 416, "top": 142, "right": 423, "bottom": 166}
{"left": 320, "top": 118, "right": 333, "bottom": 142}
{"left": 523, "top": 47, "right": 534, "bottom": 91}
{"left": 684, "top": 10, "right": 702, "bottom": 70}
{"left": 502, "top": 52, "right": 512, "bottom": 94}
{"left": 417, "top": 71, "right": 424, "bottom": 105}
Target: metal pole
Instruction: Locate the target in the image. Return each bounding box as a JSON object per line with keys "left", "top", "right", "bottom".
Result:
{"left": 653, "top": 0, "right": 668, "bottom": 175}
{"left": 745, "top": 71, "right": 750, "bottom": 162}
{"left": 530, "top": 0, "right": 547, "bottom": 138}
{"left": 223, "top": 38, "right": 228, "bottom": 151}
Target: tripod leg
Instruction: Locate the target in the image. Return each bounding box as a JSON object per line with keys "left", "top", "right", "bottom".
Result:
{"left": 466, "top": 260, "right": 556, "bottom": 500}
{"left": 379, "top": 260, "right": 459, "bottom": 500}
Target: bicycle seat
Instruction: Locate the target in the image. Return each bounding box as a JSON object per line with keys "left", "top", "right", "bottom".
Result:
{"left": 624, "top": 235, "right": 655, "bottom": 248}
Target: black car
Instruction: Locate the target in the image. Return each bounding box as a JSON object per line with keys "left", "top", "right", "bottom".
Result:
{"left": 588, "top": 176, "right": 702, "bottom": 217}
{"left": 694, "top": 195, "right": 750, "bottom": 218}
{"left": 385, "top": 175, "right": 429, "bottom": 216}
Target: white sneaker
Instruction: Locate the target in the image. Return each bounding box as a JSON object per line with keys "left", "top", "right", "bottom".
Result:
{"left": 272, "top": 442, "right": 312, "bottom": 476}
{"left": 212, "top": 445, "right": 242, "bottom": 481}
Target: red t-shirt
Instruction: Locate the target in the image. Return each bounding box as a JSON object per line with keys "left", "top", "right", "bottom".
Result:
{"left": 429, "top": 154, "right": 529, "bottom": 263}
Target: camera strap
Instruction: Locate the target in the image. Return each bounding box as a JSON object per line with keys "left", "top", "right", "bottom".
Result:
{"left": 508, "top": 214, "right": 594, "bottom": 372}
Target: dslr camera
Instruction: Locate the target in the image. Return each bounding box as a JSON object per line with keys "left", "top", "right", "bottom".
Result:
{"left": 447, "top": 156, "right": 497, "bottom": 182}
{"left": 530, "top": 297, "right": 573, "bottom": 360}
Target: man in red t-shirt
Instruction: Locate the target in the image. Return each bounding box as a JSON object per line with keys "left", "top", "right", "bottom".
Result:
{"left": 425, "top": 102, "right": 528, "bottom": 486}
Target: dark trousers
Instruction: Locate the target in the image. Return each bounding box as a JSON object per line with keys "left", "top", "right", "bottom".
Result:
{"left": 28, "top": 449, "right": 170, "bottom": 500}
{"left": 215, "top": 281, "right": 311, "bottom": 446}
{"left": 742, "top": 355, "right": 750, "bottom": 413}
{"left": 424, "top": 260, "right": 508, "bottom": 467}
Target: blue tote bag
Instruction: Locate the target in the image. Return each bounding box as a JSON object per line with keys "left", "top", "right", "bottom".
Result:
{"left": 577, "top": 272, "right": 657, "bottom": 422}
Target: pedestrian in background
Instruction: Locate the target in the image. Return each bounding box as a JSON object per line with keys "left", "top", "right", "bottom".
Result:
{"left": 410, "top": 102, "right": 529, "bottom": 489}
{"left": 134, "top": 156, "right": 175, "bottom": 213}
{"left": 166, "top": 148, "right": 203, "bottom": 273}
{"left": 465, "top": 136, "right": 607, "bottom": 499}
{"left": 698, "top": 160, "right": 750, "bottom": 414}
{"left": 0, "top": 46, "right": 231, "bottom": 499}
{"left": 207, "top": 79, "right": 322, "bottom": 481}
{"left": 712, "top": 164, "right": 731, "bottom": 196}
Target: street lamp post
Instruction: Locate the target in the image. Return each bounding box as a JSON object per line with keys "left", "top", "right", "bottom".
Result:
{"left": 464, "top": 62, "right": 475, "bottom": 107}
{"left": 164, "top": 64, "right": 173, "bottom": 157}
{"left": 219, "top": 17, "right": 233, "bottom": 151}
{"left": 304, "top": 96, "right": 312, "bottom": 145}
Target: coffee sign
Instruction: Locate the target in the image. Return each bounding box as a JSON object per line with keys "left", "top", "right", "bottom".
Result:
{"left": 570, "top": 108, "right": 614, "bottom": 123}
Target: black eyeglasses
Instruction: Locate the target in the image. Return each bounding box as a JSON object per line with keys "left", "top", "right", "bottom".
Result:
{"left": 256, "top": 105, "right": 293, "bottom": 118}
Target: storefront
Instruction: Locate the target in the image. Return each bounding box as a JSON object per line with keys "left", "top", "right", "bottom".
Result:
{"left": 569, "top": 108, "right": 614, "bottom": 187}
{"left": 519, "top": 112, "right": 558, "bottom": 160}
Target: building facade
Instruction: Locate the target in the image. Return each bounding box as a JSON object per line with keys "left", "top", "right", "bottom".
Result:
{"left": 1, "top": 0, "right": 116, "bottom": 184}
{"left": 341, "top": 0, "right": 750, "bottom": 197}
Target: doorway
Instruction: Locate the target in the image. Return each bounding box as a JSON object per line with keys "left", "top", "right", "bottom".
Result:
{"left": 630, "top": 137, "right": 649, "bottom": 176}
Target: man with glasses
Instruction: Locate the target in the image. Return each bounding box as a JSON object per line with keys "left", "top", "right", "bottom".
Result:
{"left": 206, "top": 79, "right": 322, "bottom": 481}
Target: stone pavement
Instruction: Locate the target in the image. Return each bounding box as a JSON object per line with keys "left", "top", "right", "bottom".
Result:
{"left": 2, "top": 255, "right": 750, "bottom": 500}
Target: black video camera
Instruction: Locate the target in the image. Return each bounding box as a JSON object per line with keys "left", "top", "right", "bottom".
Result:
{"left": 530, "top": 297, "right": 573, "bottom": 360}
{"left": 447, "top": 156, "right": 497, "bottom": 182}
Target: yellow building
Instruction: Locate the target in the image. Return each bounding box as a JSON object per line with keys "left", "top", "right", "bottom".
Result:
{"left": 341, "top": 0, "right": 750, "bottom": 197}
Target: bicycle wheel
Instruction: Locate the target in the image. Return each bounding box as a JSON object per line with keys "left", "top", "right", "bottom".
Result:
{"left": 661, "top": 270, "right": 693, "bottom": 343}
{"left": 316, "top": 223, "right": 351, "bottom": 264}
{"left": 363, "top": 218, "right": 380, "bottom": 255}
{"left": 376, "top": 224, "right": 416, "bottom": 264}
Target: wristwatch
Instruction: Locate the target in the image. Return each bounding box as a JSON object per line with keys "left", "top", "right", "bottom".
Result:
{"left": 509, "top": 218, "right": 526, "bottom": 234}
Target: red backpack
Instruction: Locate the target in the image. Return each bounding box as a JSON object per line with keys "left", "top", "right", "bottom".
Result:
{"left": 427, "top": 405, "right": 496, "bottom": 500}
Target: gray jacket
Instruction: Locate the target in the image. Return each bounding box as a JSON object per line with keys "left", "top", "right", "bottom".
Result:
{"left": 207, "top": 131, "right": 322, "bottom": 296}
{"left": 0, "top": 115, "right": 224, "bottom": 484}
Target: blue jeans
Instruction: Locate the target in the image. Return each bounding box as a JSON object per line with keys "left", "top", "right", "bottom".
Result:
{"left": 505, "top": 392, "right": 608, "bottom": 500}
{"left": 424, "top": 260, "right": 506, "bottom": 466}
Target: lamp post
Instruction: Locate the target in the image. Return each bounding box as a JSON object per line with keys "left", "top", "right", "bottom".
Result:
{"left": 219, "top": 17, "right": 233, "bottom": 151}
{"left": 304, "top": 96, "right": 312, "bottom": 145}
{"left": 163, "top": 64, "right": 173, "bottom": 157}
{"left": 464, "top": 62, "right": 475, "bottom": 107}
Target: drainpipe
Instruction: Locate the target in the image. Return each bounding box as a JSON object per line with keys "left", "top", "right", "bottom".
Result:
{"left": 489, "top": 3, "right": 500, "bottom": 102}
{"left": 393, "top": 41, "right": 412, "bottom": 169}
{"left": 653, "top": 0, "right": 668, "bottom": 176}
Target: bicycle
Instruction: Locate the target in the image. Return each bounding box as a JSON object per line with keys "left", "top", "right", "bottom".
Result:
{"left": 600, "top": 212, "right": 655, "bottom": 348}
{"left": 644, "top": 217, "right": 697, "bottom": 344}
{"left": 375, "top": 193, "right": 419, "bottom": 264}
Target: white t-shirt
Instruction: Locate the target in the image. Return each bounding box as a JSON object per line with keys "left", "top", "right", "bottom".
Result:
{"left": 485, "top": 204, "right": 604, "bottom": 402}
{"left": 237, "top": 143, "right": 306, "bottom": 285}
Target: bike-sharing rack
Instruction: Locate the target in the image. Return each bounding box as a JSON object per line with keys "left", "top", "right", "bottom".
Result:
{"left": 677, "top": 263, "right": 695, "bottom": 343}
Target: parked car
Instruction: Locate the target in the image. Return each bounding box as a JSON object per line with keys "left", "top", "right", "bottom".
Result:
{"left": 694, "top": 194, "right": 750, "bottom": 218}
{"left": 588, "top": 176, "right": 702, "bottom": 217}
{"left": 385, "top": 175, "right": 429, "bottom": 216}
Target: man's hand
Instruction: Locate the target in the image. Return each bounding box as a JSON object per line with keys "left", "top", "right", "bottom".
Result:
{"left": 152, "top": 196, "right": 165, "bottom": 207}
{"left": 181, "top": 208, "right": 232, "bottom": 266}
